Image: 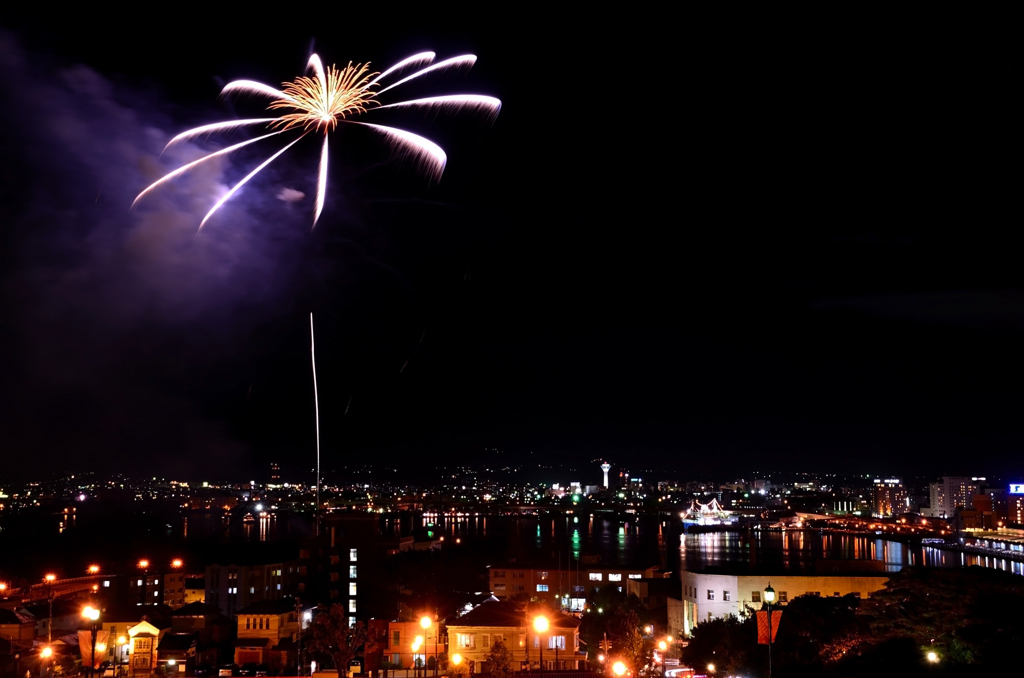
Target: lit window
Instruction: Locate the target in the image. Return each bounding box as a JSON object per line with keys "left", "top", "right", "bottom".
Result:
{"left": 250, "top": 587, "right": 255, "bottom": 594}
{"left": 349, "top": 600, "right": 356, "bottom": 613}
{"left": 457, "top": 634, "right": 474, "bottom": 649}
{"left": 349, "top": 583, "right": 357, "bottom": 596}
{"left": 589, "top": 573, "right": 603, "bottom": 581}
{"left": 723, "top": 591, "right": 731, "bottom": 601}
{"left": 707, "top": 590, "right": 714, "bottom": 600}
{"left": 537, "top": 584, "right": 548, "bottom": 592}
{"left": 628, "top": 574, "right": 641, "bottom": 579}
{"left": 608, "top": 574, "right": 622, "bottom": 582}
{"left": 350, "top": 548, "right": 358, "bottom": 562}
{"left": 548, "top": 636, "right": 566, "bottom": 650}
{"left": 349, "top": 617, "right": 355, "bottom": 628}
{"left": 153, "top": 591, "right": 159, "bottom": 597}
{"left": 103, "top": 581, "right": 110, "bottom": 588}
{"left": 137, "top": 580, "right": 143, "bottom": 586}
{"left": 154, "top": 579, "right": 159, "bottom": 585}
{"left": 538, "top": 571, "right": 549, "bottom": 579}
{"left": 276, "top": 584, "right": 281, "bottom": 590}
{"left": 350, "top": 566, "right": 357, "bottom": 579}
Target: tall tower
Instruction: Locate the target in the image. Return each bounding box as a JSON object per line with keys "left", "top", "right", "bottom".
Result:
{"left": 601, "top": 462, "right": 611, "bottom": 488}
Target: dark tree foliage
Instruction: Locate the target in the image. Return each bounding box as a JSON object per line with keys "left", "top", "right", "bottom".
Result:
{"left": 680, "top": 615, "right": 759, "bottom": 677}
{"left": 306, "top": 604, "right": 368, "bottom": 673}
{"left": 485, "top": 639, "right": 513, "bottom": 678}
{"left": 826, "top": 566, "right": 1024, "bottom": 672}
{"left": 578, "top": 586, "right": 649, "bottom": 669}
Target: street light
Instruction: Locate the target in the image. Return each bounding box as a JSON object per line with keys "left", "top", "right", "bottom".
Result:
{"left": 420, "top": 616, "right": 437, "bottom": 676}
{"left": 764, "top": 583, "right": 776, "bottom": 678}
{"left": 927, "top": 651, "right": 939, "bottom": 663}
{"left": 612, "top": 661, "right": 627, "bottom": 676}
{"left": 88, "top": 565, "right": 100, "bottom": 574}
{"left": 171, "top": 559, "right": 183, "bottom": 569}
{"left": 82, "top": 606, "right": 100, "bottom": 678}
{"left": 533, "top": 615, "right": 549, "bottom": 674}
{"left": 45, "top": 575, "right": 56, "bottom": 646}
{"left": 706, "top": 663, "right": 715, "bottom": 675}
{"left": 412, "top": 636, "right": 423, "bottom": 677}
{"left": 41, "top": 645, "right": 52, "bottom": 678}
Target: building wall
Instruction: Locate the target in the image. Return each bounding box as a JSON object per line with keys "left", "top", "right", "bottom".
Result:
{"left": 679, "top": 571, "right": 889, "bottom": 635}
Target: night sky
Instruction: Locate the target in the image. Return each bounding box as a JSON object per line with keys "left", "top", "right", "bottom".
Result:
{"left": 0, "top": 9, "right": 1018, "bottom": 481}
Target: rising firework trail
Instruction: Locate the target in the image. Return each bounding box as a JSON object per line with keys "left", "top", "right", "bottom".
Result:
{"left": 133, "top": 51, "right": 500, "bottom": 229}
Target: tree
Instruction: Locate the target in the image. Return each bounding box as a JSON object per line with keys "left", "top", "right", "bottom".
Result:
{"left": 306, "top": 604, "right": 368, "bottom": 674}
{"left": 485, "top": 640, "right": 513, "bottom": 678}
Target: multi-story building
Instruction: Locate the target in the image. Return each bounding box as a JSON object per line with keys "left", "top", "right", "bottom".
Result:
{"left": 488, "top": 565, "right": 662, "bottom": 611}
{"left": 445, "top": 601, "right": 584, "bottom": 672}
{"left": 674, "top": 570, "right": 889, "bottom": 636}
{"left": 233, "top": 598, "right": 302, "bottom": 669}
{"left": 872, "top": 478, "right": 908, "bottom": 517}
{"left": 924, "top": 476, "right": 982, "bottom": 518}
{"left": 206, "top": 563, "right": 291, "bottom": 618}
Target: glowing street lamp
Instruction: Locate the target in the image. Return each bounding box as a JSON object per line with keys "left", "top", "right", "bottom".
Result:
{"left": 764, "top": 583, "right": 776, "bottom": 678}
{"left": 612, "top": 661, "right": 627, "bottom": 676}
{"left": 450, "top": 654, "right": 462, "bottom": 666}
{"left": 88, "top": 565, "right": 100, "bottom": 574}
{"left": 171, "top": 559, "right": 183, "bottom": 569}
{"left": 533, "top": 615, "right": 549, "bottom": 674}
{"left": 706, "top": 663, "right": 715, "bottom": 675}
{"left": 927, "top": 651, "right": 939, "bottom": 663}
{"left": 45, "top": 574, "right": 56, "bottom": 645}
{"left": 420, "top": 616, "right": 437, "bottom": 676}
{"left": 82, "top": 606, "right": 100, "bottom": 678}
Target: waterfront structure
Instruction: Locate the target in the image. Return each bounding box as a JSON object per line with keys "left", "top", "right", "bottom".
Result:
{"left": 601, "top": 463, "right": 611, "bottom": 489}
{"left": 924, "top": 476, "right": 982, "bottom": 518}
{"left": 445, "top": 601, "right": 584, "bottom": 672}
{"left": 673, "top": 570, "right": 889, "bottom": 636}
{"left": 872, "top": 478, "right": 908, "bottom": 518}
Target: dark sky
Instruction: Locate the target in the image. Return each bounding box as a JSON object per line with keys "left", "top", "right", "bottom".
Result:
{"left": 0, "top": 9, "right": 1018, "bottom": 482}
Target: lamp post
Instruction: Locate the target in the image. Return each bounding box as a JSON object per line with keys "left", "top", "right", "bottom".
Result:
{"left": 82, "top": 605, "right": 100, "bottom": 678}
{"left": 763, "top": 584, "right": 776, "bottom": 678}
{"left": 44, "top": 574, "right": 56, "bottom": 646}
{"left": 41, "top": 645, "right": 52, "bottom": 678}
{"left": 137, "top": 560, "right": 149, "bottom": 607}
{"left": 532, "top": 616, "right": 548, "bottom": 674}
{"left": 413, "top": 636, "right": 424, "bottom": 677}
{"left": 420, "top": 616, "right": 437, "bottom": 677}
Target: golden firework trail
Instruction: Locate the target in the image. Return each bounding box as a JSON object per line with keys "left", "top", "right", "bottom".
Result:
{"left": 133, "top": 52, "right": 500, "bottom": 230}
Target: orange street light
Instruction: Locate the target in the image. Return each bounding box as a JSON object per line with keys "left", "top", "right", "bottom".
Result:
{"left": 612, "top": 661, "right": 627, "bottom": 676}
{"left": 533, "top": 616, "right": 549, "bottom": 633}
{"left": 451, "top": 654, "right": 462, "bottom": 666}
{"left": 137, "top": 560, "right": 149, "bottom": 569}
{"left": 88, "top": 565, "right": 100, "bottom": 574}
{"left": 658, "top": 641, "right": 667, "bottom": 651}
{"left": 41, "top": 647, "right": 53, "bottom": 658}
{"left": 45, "top": 574, "right": 56, "bottom": 583}
{"left": 171, "top": 559, "right": 183, "bottom": 568}
{"left": 420, "top": 616, "right": 432, "bottom": 629}
{"left": 82, "top": 605, "right": 99, "bottom": 621}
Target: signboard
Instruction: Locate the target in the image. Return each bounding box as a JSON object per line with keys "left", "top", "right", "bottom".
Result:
{"left": 1009, "top": 484, "right": 1024, "bottom": 494}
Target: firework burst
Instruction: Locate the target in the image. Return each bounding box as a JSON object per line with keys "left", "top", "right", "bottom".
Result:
{"left": 134, "top": 52, "right": 500, "bottom": 230}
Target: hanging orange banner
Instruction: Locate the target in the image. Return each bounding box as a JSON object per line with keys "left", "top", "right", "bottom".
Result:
{"left": 755, "top": 610, "right": 782, "bottom": 644}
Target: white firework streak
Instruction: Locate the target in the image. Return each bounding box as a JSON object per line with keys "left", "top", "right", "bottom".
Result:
{"left": 347, "top": 122, "right": 447, "bottom": 181}
{"left": 376, "top": 55, "right": 478, "bottom": 95}
{"left": 314, "top": 135, "right": 329, "bottom": 228}
{"left": 371, "top": 95, "right": 502, "bottom": 120}
{"left": 133, "top": 130, "right": 288, "bottom": 208}
{"left": 199, "top": 134, "right": 307, "bottom": 231}
{"left": 221, "top": 80, "right": 299, "bottom": 104}
{"left": 164, "top": 118, "right": 281, "bottom": 150}
{"left": 364, "top": 51, "right": 435, "bottom": 90}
